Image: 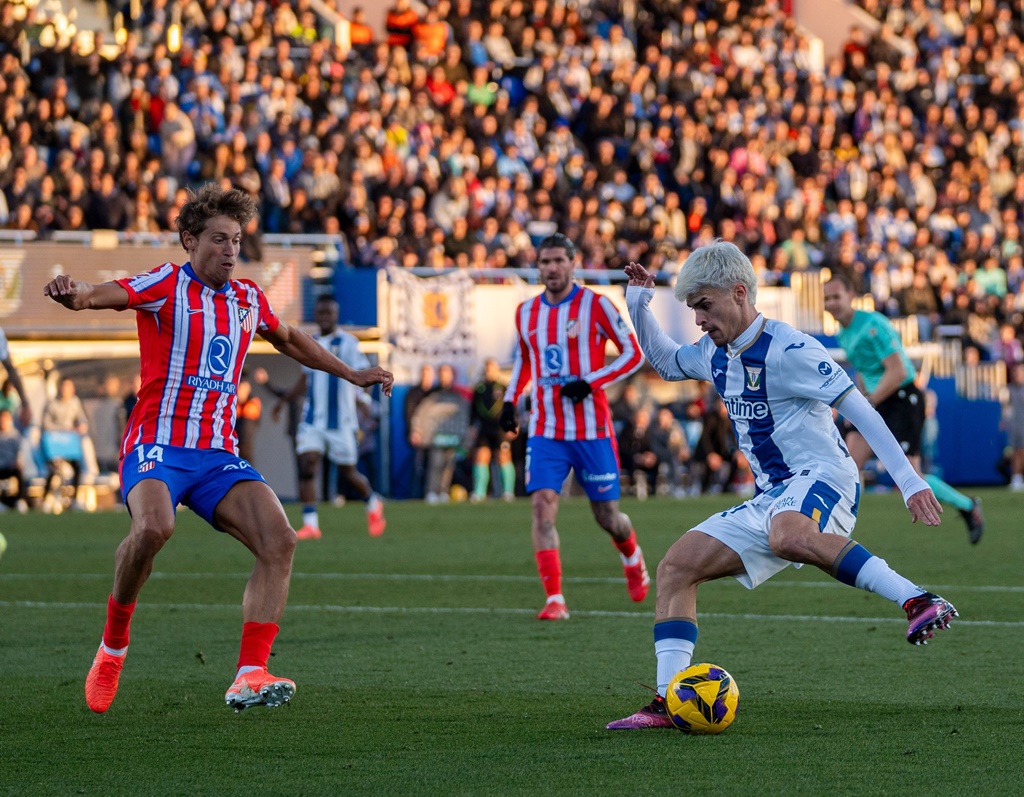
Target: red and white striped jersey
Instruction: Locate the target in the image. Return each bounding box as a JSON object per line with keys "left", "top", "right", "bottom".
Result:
{"left": 504, "top": 285, "right": 643, "bottom": 440}
{"left": 116, "top": 262, "right": 280, "bottom": 458}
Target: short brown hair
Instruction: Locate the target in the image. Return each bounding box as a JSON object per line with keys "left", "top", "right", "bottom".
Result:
{"left": 175, "top": 182, "right": 257, "bottom": 250}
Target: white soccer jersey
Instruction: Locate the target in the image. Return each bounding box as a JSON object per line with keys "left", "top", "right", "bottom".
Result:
{"left": 301, "top": 328, "right": 369, "bottom": 432}
{"left": 627, "top": 286, "right": 859, "bottom": 494}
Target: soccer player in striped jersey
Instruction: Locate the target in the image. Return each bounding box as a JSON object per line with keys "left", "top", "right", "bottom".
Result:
{"left": 499, "top": 233, "right": 650, "bottom": 620}
{"left": 274, "top": 294, "right": 386, "bottom": 539}
{"left": 44, "top": 184, "right": 394, "bottom": 715}
{"left": 608, "top": 241, "right": 956, "bottom": 729}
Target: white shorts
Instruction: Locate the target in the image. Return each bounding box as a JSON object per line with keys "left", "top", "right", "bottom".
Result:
{"left": 694, "top": 469, "right": 860, "bottom": 589}
{"left": 295, "top": 423, "right": 358, "bottom": 465}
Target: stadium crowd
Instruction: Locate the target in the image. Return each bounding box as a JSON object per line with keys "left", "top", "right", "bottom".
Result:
{"left": 1, "top": 0, "right": 1023, "bottom": 496}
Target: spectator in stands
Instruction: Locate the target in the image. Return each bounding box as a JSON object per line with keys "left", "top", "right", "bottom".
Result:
{"left": 40, "top": 377, "right": 90, "bottom": 512}
{"left": 3, "top": 0, "right": 1023, "bottom": 459}
{"left": 236, "top": 378, "right": 261, "bottom": 465}
{"left": 649, "top": 406, "right": 691, "bottom": 499}
{"left": 404, "top": 363, "right": 437, "bottom": 500}
{"left": 693, "top": 397, "right": 746, "bottom": 496}
{"left": 0, "top": 408, "right": 29, "bottom": 512}
{"left": 618, "top": 405, "right": 660, "bottom": 500}
{"left": 410, "top": 363, "right": 469, "bottom": 504}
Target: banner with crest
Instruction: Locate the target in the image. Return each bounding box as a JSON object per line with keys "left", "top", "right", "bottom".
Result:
{"left": 386, "top": 267, "right": 476, "bottom": 380}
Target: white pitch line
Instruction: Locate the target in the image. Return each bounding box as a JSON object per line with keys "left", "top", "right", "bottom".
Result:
{"left": 1, "top": 571, "right": 1023, "bottom": 594}
{"left": 1, "top": 599, "right": 1022, "bottom": 627}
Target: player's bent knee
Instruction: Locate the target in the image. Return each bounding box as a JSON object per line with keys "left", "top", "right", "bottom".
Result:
{"left": 656, "top": 551, "right": 694, "bottom": 589}
{"left": 129, "top": 515, "right": 175, "bottom": 552}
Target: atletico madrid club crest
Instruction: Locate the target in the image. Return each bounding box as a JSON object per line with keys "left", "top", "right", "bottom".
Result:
{"left": 567, "top": 318, "right": 579, "bottom": 339}
{"left": 238, "top": 306, "right": 254, "bottom": 332}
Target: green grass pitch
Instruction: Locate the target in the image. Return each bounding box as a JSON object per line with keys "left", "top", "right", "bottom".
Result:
{"left": 1, "top": 490, "right": 1021, "bottom": 796}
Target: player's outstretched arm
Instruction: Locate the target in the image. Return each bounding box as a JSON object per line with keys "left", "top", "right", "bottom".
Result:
{"left": 262, "top": 321, "right": 394, "bottom": 396}
{"left": 43, "top": 276, "right": 129, "bottom": 311}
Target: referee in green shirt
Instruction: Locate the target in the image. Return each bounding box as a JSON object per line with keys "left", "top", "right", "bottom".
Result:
{"left": 824, "top": 273, "right": 984, "bottom": 544}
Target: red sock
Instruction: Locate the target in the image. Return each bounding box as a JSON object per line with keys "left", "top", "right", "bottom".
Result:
{"left": 613, "top": 529, "right": 638, "bottom": 558}
{"left": 535, "top": 549, "right": 562, "bottom": 598}
{"left": 102, "top": 594, "right": 136, "bottom": 650}
{"left": 237, "top": 622, "right": 280, "bottom": 670}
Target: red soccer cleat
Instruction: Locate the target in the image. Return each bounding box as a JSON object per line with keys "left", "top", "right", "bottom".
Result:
{"left": 537, "top": 598, "right": 570, "bottom": 620}
{"left": 295, "top": 524, "right": 322, "bottom": 541}
{"left": 225, "top": 668, "right": 296, "bottom": 712}
{"left": 366, "top": 496, "right": 386, "bottom": 537}
{"left": 85, "top": 645, "right": 126, "bottom": 713}
{"left": 623, "top": 547, "right": 650, "bottom": 602}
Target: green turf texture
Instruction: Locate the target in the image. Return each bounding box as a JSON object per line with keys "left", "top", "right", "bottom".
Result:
{"left": 1, "top": 490, "right": 1021, "bottom": 797}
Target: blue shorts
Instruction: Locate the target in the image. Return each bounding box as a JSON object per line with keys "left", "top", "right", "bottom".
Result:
{"left": 119, "top": 444, "right": 267, "bottom": 529}
{"left": 525, "top": 436, "right": 621, "bottom": 501}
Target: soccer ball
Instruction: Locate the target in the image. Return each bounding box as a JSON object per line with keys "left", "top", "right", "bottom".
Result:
{"left": 665, "top": 663, "right": 740, "bottom": 734}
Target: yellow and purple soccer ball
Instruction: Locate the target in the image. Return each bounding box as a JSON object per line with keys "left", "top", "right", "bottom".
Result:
{"left": 665, "top": 663, "right": 740, "bottom": 734}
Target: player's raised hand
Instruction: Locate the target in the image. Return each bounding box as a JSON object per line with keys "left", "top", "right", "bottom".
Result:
{"left": 624, "top": 261, "right": 655, "bottom": 288}
{"left": 906, "top": 487, "right": 943, "bottom": 526}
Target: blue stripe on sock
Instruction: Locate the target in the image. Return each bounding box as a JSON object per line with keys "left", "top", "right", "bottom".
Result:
{"left": 654, "top": 620, "right": 698, "bottom": 644}
{"left": 833, "top": 543, "right": 873, "bottom": 587}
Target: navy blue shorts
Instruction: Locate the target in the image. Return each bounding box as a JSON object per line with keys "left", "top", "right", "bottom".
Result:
{"left": 119, "top": 444, "right": 267, "bottom": 529}
{"left": 525, "top": 435, "right": 621, "bottom": 501}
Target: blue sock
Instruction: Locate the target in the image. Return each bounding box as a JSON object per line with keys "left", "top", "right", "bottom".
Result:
{"left": 654, "top": 619, "right": 698, "bottom": 696}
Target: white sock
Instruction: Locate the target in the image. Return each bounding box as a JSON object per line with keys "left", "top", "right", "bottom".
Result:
{"left": 366, "top": 493, "right": 381, "bottom": 512}
{"left": 545, "top": 594, "right": 565, "bottom": 604}
{"left": 235, "top": 664, "right": 262, "bottom": 678}
{"left": 655, "top": 638, "right": 695, "bottom": 696}
{"left": 101, "top": 643, "right": 127, "bottom": 657}
{"left": 302, "top": 509, "right": 319, "bottom": 528}
{"left": 854, "top": 556, "right": 924, "bottom": 606}
{"left": 620, "top": 550, "right": 641, "bottom": 567}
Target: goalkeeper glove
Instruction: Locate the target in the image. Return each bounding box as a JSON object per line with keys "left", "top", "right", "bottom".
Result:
{"left": 499, "top": 401, "right": 519, "bottom": 433}
{"left": 561, "top": 379, "right": 593, "bottom": 403}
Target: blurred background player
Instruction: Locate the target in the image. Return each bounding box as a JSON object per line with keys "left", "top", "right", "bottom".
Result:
{"left": 1004, "top": 362, "right": 1024, "bottom": 491}
{"left": 0, "top": 326, "right": 31, "bottom": 430}
{"left": 823, "top": 274, "right": 984, "bottom": 544}
{"left": 275, "top": 294, "right": 385, "bottom": 539}
{"left": 469, "top": 357, "right": 515, "bottom": 502}
{"left": 499, "top": 233, "right": 649, "bottom": 620}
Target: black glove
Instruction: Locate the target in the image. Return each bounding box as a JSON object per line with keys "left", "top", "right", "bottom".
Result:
{"left": 499, "top": 401, "right": 519, "bottom": 433}
{"left": 561, "top": 379, "right": 593, "bottom": 403}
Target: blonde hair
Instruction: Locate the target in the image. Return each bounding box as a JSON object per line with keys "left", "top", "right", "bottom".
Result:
{"left": 674, "top": 240, "right": 758, "bottom": 305}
